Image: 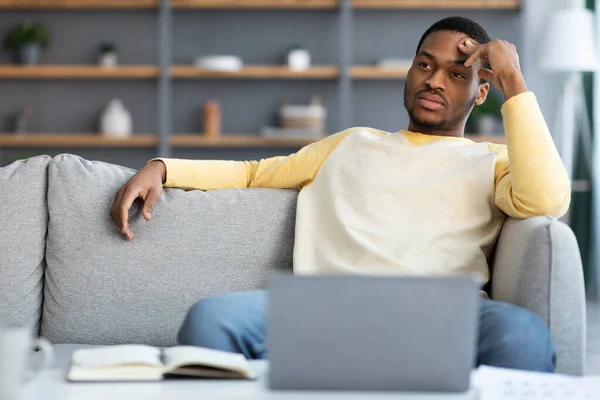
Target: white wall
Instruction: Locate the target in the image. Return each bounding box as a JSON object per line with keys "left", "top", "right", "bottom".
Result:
{"left": 520, "top": 0, "right": 582, "bottom": 140}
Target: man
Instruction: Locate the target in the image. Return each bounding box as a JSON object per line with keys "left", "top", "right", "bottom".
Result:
{"left": 111, "top": 17, "right": 570, "bottom": 372}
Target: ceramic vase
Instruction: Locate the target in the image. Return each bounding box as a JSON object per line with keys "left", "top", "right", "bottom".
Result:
{"left": 100, "top": 99, "right": 132, "bottom": 138}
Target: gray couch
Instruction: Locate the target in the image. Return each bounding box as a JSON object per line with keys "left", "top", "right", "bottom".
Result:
{"left": 0, "top": 154, "right": 587, "bottom": 375}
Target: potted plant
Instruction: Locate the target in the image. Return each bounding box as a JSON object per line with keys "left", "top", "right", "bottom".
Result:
{"left": 98, "top": 42, "right": 118, "bottom": 67}
{"left": 467, "top": 92, "right": 503, "bottom": 135}
{"left": 3, "top": 21, "right": 50, "bottom": 65}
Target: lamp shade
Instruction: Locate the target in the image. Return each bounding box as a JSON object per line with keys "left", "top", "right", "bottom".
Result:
{"left": 538, "top": 8, "right": 598, "bottom": 72}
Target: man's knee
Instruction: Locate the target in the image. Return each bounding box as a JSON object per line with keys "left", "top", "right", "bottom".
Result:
{"left": 178, "top": 296, "right": 231, "bottom": 347}
{"left": 479, "top": 301, "right": 556, "bottom": 372}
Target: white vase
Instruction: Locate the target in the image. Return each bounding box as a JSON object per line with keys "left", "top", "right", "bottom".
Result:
{"left": 99, "top": 52, "right": 118, "bottom": 67}
{"left": 288, "top": 49, "right": 311, "bottom": 71}
{"left": 100, "top": 99, "right": 132, "bottom": 138}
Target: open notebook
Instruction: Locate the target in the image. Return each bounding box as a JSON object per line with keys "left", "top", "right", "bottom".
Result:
{"left": 67, "top": 345, "right": 256, "bottom": 382}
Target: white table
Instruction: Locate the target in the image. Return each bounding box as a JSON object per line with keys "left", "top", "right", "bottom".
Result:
{"left": 21, "top": 361, "right": 477, "bottom": 400}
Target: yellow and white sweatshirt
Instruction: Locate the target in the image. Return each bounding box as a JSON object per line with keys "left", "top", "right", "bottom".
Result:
{"left": 155, "top": 92, "right": 570, "bottom": 284}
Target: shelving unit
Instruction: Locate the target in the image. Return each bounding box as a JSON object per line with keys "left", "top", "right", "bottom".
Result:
{"left": 0, "top": 0, "right": 518, "bottom": 162}
{"left": 0, "top": 65, "right": 159, "bottom": 79}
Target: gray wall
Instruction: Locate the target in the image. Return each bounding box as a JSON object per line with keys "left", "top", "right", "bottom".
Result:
{"left": 0, "top": 8, "right": 521, "bottom": 169}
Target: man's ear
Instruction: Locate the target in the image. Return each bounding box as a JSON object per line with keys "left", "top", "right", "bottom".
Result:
{"left": 475, "top": 82, "right": 490, "bottom": 106}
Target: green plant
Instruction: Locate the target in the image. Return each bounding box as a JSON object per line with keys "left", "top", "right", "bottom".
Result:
{"left": 3, "top": 21, "right": 50, "bottom": 51}
{"left": 11, "top": 152, "right": 40, "bottom": 163}
{"left": 99, "top": 42, "right": 117, "bottom": 54}
{"left": 468, "top": 91, "right": 503, "bottom": 125}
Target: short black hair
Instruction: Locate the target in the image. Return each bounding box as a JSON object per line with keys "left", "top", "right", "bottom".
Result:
{"left": 416, "top": 16, "right": 492, "bottom": 80}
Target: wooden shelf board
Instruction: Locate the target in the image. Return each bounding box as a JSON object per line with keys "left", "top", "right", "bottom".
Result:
{"left": 0, "top": 133, "right": 504, "bottom": 147}
{"left": 351, "top": 65, "right": 409, "bottom": 79}
{"left": 171, "top": 0, "right": 337, "bottom": 9}
{"left": 171, "top": 65, "right": 339, "bottom": 79}
{"left": 171, "top": 135, "right": 322, "bottom": 147}
{"left": 0, "top": 65, "right": 159, "bottom": 79}
{"left": 0, "top": 0, "right": 520, "bottom": 8}
{"left": 0, "top": 134, "right": 158, "bottom": 147}
{"left": 0, "top": 0, "right": 158, "bottom": 9}
{"left": 352, "top": 0, "right": 520, "bottom": 9}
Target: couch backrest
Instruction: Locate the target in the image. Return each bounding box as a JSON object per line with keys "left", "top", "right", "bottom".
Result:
{"left": 41, "top": 154, "right": 296, "bottom": 346}
{"left": 0, "top": 155, "right": 50, "bottom": 334}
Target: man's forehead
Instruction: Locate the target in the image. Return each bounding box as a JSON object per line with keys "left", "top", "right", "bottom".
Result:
{"left": 419, "top": 30, "right": 472, "bottom": 60}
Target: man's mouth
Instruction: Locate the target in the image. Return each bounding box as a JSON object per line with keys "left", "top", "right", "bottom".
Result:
{"left": 416, "top": 93, "right": 445, "bottom": 111}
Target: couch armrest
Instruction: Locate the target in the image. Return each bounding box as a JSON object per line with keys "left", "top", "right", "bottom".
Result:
{"left": 491, "top": 216, "right": 586, "bottom": 375}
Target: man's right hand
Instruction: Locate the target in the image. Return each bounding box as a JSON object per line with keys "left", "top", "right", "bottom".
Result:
{"left": 110, "top": 160, "right": 166, "bottom": 240}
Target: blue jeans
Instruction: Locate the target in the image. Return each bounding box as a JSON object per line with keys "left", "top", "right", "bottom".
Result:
{"left": 177, "top": 290, "right": 556, "bottom": 372}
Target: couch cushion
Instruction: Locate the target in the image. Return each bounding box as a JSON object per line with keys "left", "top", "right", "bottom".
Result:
{"left": 42, "top": 154, "right": 296, "bottom": 346}
{"left": 0, "top": 156, "right": 51, "bottom": 334}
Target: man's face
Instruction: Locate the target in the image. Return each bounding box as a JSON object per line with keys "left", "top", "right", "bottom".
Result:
{"left": 404, "top": 30, "right": 486, "bottom": 132}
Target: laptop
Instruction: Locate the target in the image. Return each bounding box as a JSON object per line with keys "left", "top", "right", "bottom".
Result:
{"left": 267, "top": 274, "right": 480, "bottom": 392}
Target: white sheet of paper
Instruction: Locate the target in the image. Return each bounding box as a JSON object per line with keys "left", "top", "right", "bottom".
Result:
{"left": 474, "top": 366, "right": 599, "bottom": 399}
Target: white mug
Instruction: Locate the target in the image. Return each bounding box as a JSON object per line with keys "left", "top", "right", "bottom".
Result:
{"left": 0, "top": 327, "right": 54, "bottom": 400}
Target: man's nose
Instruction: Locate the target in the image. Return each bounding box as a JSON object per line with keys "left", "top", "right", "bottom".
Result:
{"left": 425, "top": 69, "right": 445, "bottom": 91}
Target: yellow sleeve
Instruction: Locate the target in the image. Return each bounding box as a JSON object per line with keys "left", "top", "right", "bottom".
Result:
{"left": 489, "top": 92, "right": 571, "bottom": 219}
{"left": 152, "top": 128, "right": 380, "bottom": 191}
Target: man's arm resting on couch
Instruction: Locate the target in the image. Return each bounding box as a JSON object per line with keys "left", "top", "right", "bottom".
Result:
{"left": 150, "top": 128, "right": 368, "bottom": 191}
{"left": 110, "top": 128, "right": 377, "bottom": 240}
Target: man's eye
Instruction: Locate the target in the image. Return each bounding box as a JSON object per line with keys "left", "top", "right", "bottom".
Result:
{"left": 418, "top": 62, "right": 431, "bottom": 70}
{"left": 452, "top": 72, "right": 466, "bottom": 79}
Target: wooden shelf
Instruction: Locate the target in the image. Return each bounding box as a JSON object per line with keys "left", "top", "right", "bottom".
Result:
{"left": 0, "top": 0, "right": 158, "bottom": 9}
{"left": 0, "top": 0, "right": 520, "bottom": 8}
{"left": 0, "top": 65, "right": 337, "bottom": 80}
{"left": 0, "top": 65, "right": 410, "bottom": 80}
{"left": 0, "top": 133, "right": 504, "bottom": 147}
{"left": 171, "top": 135, "right": 321, "bottom": 147}
{"left": 0, "top": 134, "right": 158, "bottom": 147}
{"left": 171, "top": 0, "right": 338, "bottom": 8}
{"left": 0, "top": 134, "right": 320, "bottom": 147}
{"left": 173, "top": 134, "right": 505, "bottom": 146}
{"left": 0, "top": 65, "right": 159, "bottom": 79}
{"left": 351, "top": 65, "right": 409, "bottom": 79}
{"left": 352, "top": 0, "right": 520, "bottom": 9}
{"left": 171, "top": 65, "right": 339, "bottom": 79}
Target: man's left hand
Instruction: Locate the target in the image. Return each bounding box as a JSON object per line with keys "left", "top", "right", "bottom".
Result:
{"left": 458, "top": 39, "right": 528, "bottom": 101}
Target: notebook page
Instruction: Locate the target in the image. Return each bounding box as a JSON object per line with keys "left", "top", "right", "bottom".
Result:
{"left": 72, "top": 345, "right": 163, "bottom": 368}
{"left": 163, "top": 346, "right": 254, "bottom": 377}
{"left": 475, "top": 365, "right": 599, "bottom": 399}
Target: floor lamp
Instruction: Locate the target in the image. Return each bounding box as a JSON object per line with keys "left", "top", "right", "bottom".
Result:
{"left": 539, "top": 9, "right": 597, "bottom": 181}
{"left": 539, "top": 8, "right": 598, "bottom": 223}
